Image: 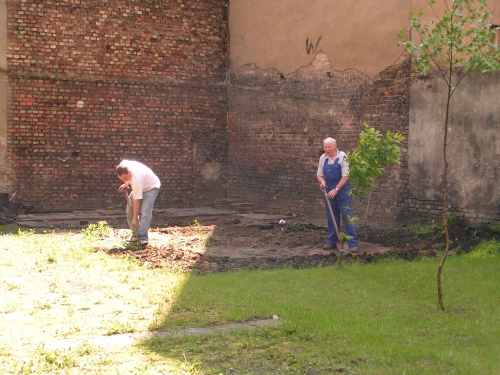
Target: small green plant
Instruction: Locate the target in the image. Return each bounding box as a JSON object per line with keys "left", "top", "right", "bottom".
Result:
{"left": 82, "top": 221, "right": 112, "bottom": 239}
{"left": 347, "top": 123, "right": 405, "bottom": 225}
{"left": 15, "top": 228, "right": 36, "bottom": 236}
{"left": 347, "top": 124, "right": 405, "bottom": 199}
{"left": 203, "top": 234, "right": 219, "bottom": 247}
{"left": 286, "top": 222, "right": 303, "bottom": 232}
{"left": 105, "top": 321, "right": 136, "bottom": 335}
{"left": 337, "top": 232, "right": 353, "bottom": 268}
{"left": 187, "top": 218, "right": 201, "bottom": 227}
{"left": 490, "top": 223, "right": 500, "bottom": 233}
{"left": 446, "top": 213, "right": 458, "bottom": 226}
{"left": 467, "top": 240, "right": 500, "bottom": 258}
{"left": 408, "top": 220, "right": 433, "bottom": 235}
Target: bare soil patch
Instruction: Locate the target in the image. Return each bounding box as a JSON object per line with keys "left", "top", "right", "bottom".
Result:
{"left": 96, "top": 213, "right": 499, "bottom": 273}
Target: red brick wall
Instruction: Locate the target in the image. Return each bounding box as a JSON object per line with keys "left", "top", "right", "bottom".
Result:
{"left": 7, "top": 0, "right": 229, "bottom": 211}
{"left": 227, "top": 53, "right": 410, "bottom": 223}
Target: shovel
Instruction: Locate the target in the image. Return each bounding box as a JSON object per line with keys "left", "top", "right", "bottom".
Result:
{"left": 323, "top": 190, "right": 350, "bottom": 251}
{"left": 124, "top": 189, "right": 141, "bottom": 250}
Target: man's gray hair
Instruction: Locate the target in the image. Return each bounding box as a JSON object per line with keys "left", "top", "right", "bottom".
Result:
{"left": 323, "top": 137, "right": 337, "bottom": 145}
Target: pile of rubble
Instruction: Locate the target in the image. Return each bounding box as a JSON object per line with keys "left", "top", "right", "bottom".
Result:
{"left": 0, "top": 193, "right": 30, "bottom": 225}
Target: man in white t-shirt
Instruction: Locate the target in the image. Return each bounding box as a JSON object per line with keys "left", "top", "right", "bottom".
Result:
{"left": 116, "top": 160, "right": 161, "bottom": 246}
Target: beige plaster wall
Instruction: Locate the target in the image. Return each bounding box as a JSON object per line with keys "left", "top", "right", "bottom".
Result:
{"left": 409, "top": 72, "right": 500, "bottom": 212}
{"left": 230, "top": 0, "right": 500, "bottom": 79}
{"left": 229, "top": 0, "right": 410, "bottom": 79}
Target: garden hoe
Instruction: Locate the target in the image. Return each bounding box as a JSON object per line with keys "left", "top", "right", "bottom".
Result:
{"left": 323, "top": 190, "right": 350, "bottom": 251}
{"left": 124, "top": 188, "right": 141, "bottom": 250}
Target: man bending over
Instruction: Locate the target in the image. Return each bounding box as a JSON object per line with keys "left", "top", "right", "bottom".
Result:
{"left": 116, "top": 160, "right": 161, "bottom": 246}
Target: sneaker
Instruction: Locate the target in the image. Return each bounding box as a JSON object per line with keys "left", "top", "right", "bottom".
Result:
{"left": 140, "top": 239, "right": 149, "bottom": 246}
{"left": 126, "top": 236, "right": 138, "bottom": 243}
{"left": 322, "top": 244, "right": 337, "bottom": 250}
{"left": 349, "top": 246, "right": 358, "bottom": 252}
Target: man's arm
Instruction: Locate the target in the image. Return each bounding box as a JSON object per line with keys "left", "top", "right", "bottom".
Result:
{"left": 317, "top": 175, "right": 326, "bottom": 189}
{"left": 132, "top": 199, "right": 141, "bottom": 227}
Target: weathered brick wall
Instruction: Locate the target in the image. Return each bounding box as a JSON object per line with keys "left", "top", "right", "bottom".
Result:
{"left": 7, "top": 0, "right": 229, "bottom": 211}
{"left": 227, "top": 52, "right": 410, "bottom": 224}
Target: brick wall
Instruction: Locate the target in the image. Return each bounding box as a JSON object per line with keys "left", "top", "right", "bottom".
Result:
{"left": 227, "top": 52, "right": 410, "bottom": 224}
{"left": 7, "top": 0, "right": 229, "bottom": 211}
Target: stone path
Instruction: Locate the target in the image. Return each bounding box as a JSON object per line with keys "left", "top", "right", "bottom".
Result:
{"left": 44, "top": 318, "right": 280, "bottom": 351}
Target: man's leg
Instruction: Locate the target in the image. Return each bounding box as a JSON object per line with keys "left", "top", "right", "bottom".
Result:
{"left": 138, "top": 188, "right": 159, "bottom": 242}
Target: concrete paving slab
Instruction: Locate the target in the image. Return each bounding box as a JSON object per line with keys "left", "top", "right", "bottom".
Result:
{"left": 17, "top": 207, "right": 237, "bottom": 224}
{"left": 44, "top": 318, "right": 279, "bottom": 351}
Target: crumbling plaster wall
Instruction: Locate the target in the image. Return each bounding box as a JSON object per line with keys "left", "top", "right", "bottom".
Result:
{"left": 228, "top": 0, "right": 500, "bottom": 224}
{"left": 228, "top": 0, "right": 412, "bottom": 223}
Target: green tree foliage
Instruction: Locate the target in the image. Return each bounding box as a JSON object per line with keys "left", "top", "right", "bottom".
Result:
{"left": 347, "top": 123, "right": 405, "bottom": 199}
{"left": 399, "top": 0, "right": 500, "bottom": 310}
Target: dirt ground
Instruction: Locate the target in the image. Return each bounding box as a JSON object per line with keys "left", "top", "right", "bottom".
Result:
{"left": 94, "top": 212, "right": 500, "bottom": 274}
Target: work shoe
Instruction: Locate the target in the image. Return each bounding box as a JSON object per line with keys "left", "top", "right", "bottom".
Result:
{"left": 126, "top": 236, "right": 138, "bottom": 243}
{"left": 349, "top": 246, "right": 358, "bottom": 252}
{"left": 140, "top": 239, "right": 149, "bottom": 246}
{"left": 322, "top": 244, "right": 337, "bottom": 250}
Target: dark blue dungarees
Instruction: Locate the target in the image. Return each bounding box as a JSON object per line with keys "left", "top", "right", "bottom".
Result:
{"left": 323, "top": 157, "right": 358, "bottom": 247}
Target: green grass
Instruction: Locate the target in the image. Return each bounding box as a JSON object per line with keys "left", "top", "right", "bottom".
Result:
{"left": 147, "top": 256, "right": 500, "bottom": 374}
{"left": 1, "top": 225, "right": 499, "bottom": 374}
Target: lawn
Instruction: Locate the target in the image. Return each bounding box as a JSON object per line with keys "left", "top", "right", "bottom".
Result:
{"left": 0, "top": 224, "right": 498, "bottom": 374}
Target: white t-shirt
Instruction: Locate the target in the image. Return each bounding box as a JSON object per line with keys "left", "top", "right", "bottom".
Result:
{"left": 120, "top": 159, "right": 161, "bottom": 200}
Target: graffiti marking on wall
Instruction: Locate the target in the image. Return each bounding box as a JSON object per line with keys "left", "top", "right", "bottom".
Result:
{"left": 306, "top": 36, "right": 322, "bottom": 54}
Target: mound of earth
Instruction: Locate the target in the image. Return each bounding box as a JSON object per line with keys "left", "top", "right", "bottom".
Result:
{"left": 96, "top": 214, "right": 499, "bottom": 273}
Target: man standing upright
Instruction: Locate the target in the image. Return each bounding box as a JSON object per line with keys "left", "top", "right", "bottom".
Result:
{"left": 316, "top": 137, "right": 358, "bottom": 252}
{"left": 116, "top": 159, "right": 161, "bottom": 246}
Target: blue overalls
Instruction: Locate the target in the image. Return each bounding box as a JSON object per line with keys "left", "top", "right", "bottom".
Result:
{"left": 323, "top": 157, "right": 358, "bottom": 247}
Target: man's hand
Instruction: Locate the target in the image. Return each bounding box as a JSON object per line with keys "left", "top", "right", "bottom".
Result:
{"left": 132, "top": 218, "right": 139, "bottom": 228}
{"left": 327, "top": 189, "right": 338, "bottom": 199}
{"left": 118, "top": 183, "right": 128, "bottom": 192}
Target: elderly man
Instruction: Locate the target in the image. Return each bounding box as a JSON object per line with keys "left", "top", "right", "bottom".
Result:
{"left": 316, "top": 137, "right": 358, "bottom": 251}
{"left": 116, "top": 159, "right": 161, "bottom": 246}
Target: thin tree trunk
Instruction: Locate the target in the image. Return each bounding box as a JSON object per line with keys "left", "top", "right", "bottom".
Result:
{"left": 364, "top": 189, "right": 373, "bottom": 225}
{"left": 437, "top": 77, "right": 453, "bottom": 311}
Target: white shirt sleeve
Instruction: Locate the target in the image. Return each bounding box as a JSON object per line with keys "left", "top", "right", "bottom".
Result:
{"left": 317, "top": 154, "right": 326, "bottom": 176}
{"left": 339, "top": 152, "right": 350, "bottom": 177}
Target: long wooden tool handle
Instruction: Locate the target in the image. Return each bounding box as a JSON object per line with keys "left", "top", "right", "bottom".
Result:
{"left": 324, "top": 191, "right": 341, "bottom": 238}
{"left": 124, "top": 189, "right": 141, "bottom": 249}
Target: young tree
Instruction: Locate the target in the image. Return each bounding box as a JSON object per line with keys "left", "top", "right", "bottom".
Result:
{"left": 399, "top": 0, "right": 500, "bottom": 310}
{"left": 347, "top": 123, "right": 405, "bottom": 224}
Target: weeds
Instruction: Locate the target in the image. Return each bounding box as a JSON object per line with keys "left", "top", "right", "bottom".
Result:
{"left": 82, "top": 221, "right": 112, "bottom": 239}
{"left": 203, "top": 234, "right": 220, "bottom": 247}
{"left": 187, "top": 218, "right": 201, "bottom": 227}
{"left": 105, "top": 321, "right": 136, "bottom": 335}
{"left": 286, "top": 222, "right": 303, "bottom": 232}
{"left": 407, "top": 220, "right": 433, "bottom": 235}
{"left": 12, "top": 345, "right": 89, "bottom": 374}
{"left": 467, "top": 240, "right": 500, "bottom": 258}
{"left": 490, "top": 223, "right": 500, "bottom": 233}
